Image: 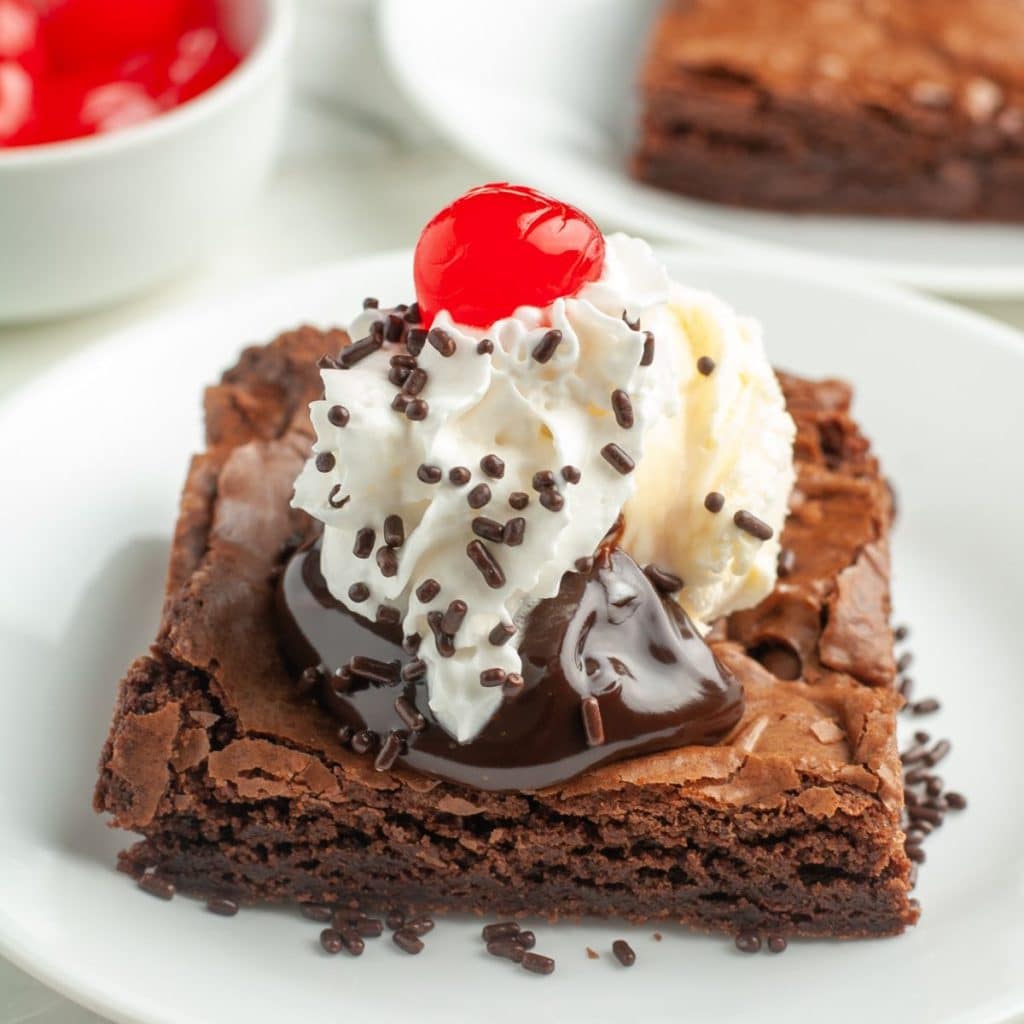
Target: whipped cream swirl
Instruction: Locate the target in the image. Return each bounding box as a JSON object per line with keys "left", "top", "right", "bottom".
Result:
{"left": 294, "top": 236, "right": 679, "bottom": 741}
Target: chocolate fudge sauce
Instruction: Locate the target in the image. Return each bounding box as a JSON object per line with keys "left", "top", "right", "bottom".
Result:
{"left": 276, "top": 539, "right": 743, "bottom": 790}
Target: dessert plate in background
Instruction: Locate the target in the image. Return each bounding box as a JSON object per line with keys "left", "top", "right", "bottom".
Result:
{"left": 379, "top": 0, "right": 1024, "bottom": 299}
{"left": 0, "top": 252, "right": 1022, "bottom": 1024}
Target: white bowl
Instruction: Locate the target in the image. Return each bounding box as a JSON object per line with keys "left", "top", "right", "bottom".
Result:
{"left": 0, "top": 0, "right": 294, "bottom": 324}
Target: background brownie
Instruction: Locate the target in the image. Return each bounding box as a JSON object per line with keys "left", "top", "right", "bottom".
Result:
{"left": 95, "top": 327, "right": 916, "bottom": 939}
{"left": 634, "top": 0, "right": 1024, "bottom": 220}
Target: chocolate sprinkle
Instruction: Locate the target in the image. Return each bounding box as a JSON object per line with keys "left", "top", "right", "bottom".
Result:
{"left": 374, "top": 731, "right": 404, "bottom": 771}
{"left": 416, "top": 578, "right": 441, "bottom": 603}
{"left": 138, "top": 874, "right": 174, "bottom": 900}
{"left": 406, "top": 328, "right": 427, "bottom": 356}
{"left": 392, "top": 930, "right": 424, "bottom": 955}
{"left": 386, "top": 910, "right": 406, "bottom": 930}
{"left": 404, "top": 302, "right": 421, "bottom": 323}
{"left": 402, "top": 633, "right": 421, "bottom": 655}
{"left": 644, "top": 564, "right": 684, "bottom": 594}
{"left": 403, "top": 367, "right": 428, "bottom": 396}
{"left": 532, "top": 470, "right": 556, "bottom": 491}
{"left": 426, "top": 610, "right": 455, "bottom": 657}
{"left": 388, "top": 364, "right": 410, "bottom": 387}
{"left": 503, "top": 673, "right": 525, "bottom": 699}
{"left": 521, "top": 952, "right": 555, "bottom": 976}
{"left": 350, "top": 729, "right": 377, "bottom": 755}
{"left": 704, "top": 491, "right": 725, "bottom": 514}
{"left": 428, "top": 327, "right": 455, "bottom": 357}
{"left": 612, "top": 940, "right": 636, "bottom": 966}
{"left": 503, "top": 517, "right": 526, "bottom": 546}
{"left": 509, "top": 491, "right": 530, "bottom": 510}
{"left": 466, "top": 539, "right": 506, "bottom": 588}
{"left": 697, "top": 355, "right": 716, "bottom": 376}
{"left": 913, "top": 698, "right": 941, "bottom": 715}
{"left": 327, "top": 484, "right": 348, "bottom": 510}
{"left": 356, "top": 917, "right": 383, "bottom": 938}
{"left": 441, "top": 599, "right": 468, "bottom": 635}
{"left": 395, "top": 696, "right": 426, "bottom": 732}
{"left": 449, "top": 466, "right": 471, "bottom": 486}
{"left": 480, "top": 454, "right": 505, "bottom": 479}
{"left": 601, "top": 442, "right": 635, "bottom": 475}
{"left": 405, "top": 398, "right": 429, "bottom": 421}
{"left": 532, "top": 329, "right": 563, "bottom": 364}
{"left": 539, "top": 488, "right": 564, "bottom": 512}
{"left": 417, "top": 463, "right": 442, "bottom": 484}
{"left": 734, "top": 509, "right": 773, "bottom": 540}
{"left": 385, "top": 314, "right": 404, "bottom": 343}
{"left": 207, "top": 897, "right": 239, "bottom": 917}
{"left": 480, "top": 668, "right": 508, "bottom": 687}
{"left": 767, "top": 936, "right": 788, "bottom": 954}
{"left": 375, "top": 605, "right": 401, "bottom": 626}
{"left": 482, "top": 921, "right": 520, "bottom": 942}
{"left": 376, "top": 546, "right": 398, "bottom": 577}
{"left": 560, "top": 465, "right": 581, "bottom": 485}
{"left": 320, "top": 928, "right": 344, "bottom": 954}
{"left": 472, "top": 516, "right": 505, "bottom": 543}
{"left": 488, "top": 939, "right": 525, "bottom": 963}
{"left": 735, "top": 932, "right": 761, "bottom": 954}
{"left": 467, "top": 483, "right": 492, "bottom": 509}
{"left": 581, "top": 696, "right": 605, "bottom": 746}
{"left": 477, "top": 338, "right": 494, "bottom": 355}
{"left": 327, "top": 404, "right": 350, "bottom": 427}
{"left": 391, "top": 393, "right": 408, "bottom": 413}
{"left": 400, "top": 659, "right": 426, "bottom": 683}
{"left": 640, "top": 331, "right": 655, "bottom": 366}
{"left": 611, "top": 389, "right": 634, "bottom": 428}
{"left": 347, "top": 583, "right": 369, "bottom": 603}
{"left": 339, "top": 334, "right": 383, "bottom": 368}
{"left": 383, "top": 514, "right": 405, "bottom": 548}
{"left": 517, "top": 930, "right": 536, "bottom": 950}
{"left": 315, "top": 452, "right": 335, "bottom": 473}
{"left": 488, "top": 621, "right": 516, "bottom": 646}
{"left": 362, "top": 297, "right": 379, "bottom": 309}
{"left": 350, "top": 655, "right": 400, "bottom": 684}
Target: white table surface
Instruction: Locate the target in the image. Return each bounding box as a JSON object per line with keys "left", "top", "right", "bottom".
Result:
{"left": 3, "top": 58, "right": 1024, "bottom": 1024}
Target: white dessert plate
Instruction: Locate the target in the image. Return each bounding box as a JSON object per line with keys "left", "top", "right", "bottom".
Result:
{"left": 0, "top": 251, "right": 1022, "bottom": 1024}
{"left": 379, "top": 0, "right": 1024, "bottom": 299}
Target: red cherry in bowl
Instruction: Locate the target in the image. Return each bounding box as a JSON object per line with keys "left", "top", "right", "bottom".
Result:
{"left": 413, "top": 183, "right": 605, "bottom": 328}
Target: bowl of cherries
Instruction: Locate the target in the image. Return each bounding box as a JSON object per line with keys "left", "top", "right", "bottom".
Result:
{"left": 0, "top": 0, "right": 292, "bottom": 322}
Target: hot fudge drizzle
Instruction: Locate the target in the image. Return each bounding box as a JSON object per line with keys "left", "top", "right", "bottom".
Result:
{"left": 276, "top": 538, "right": 743, "bottom": 790}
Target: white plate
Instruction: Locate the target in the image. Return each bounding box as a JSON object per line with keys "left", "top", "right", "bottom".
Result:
{"left": 379, "top": 0, "right": 1024, "bottom": 299}
{"left": 0, "top": 252, "right": 1022, "bottom": 1024}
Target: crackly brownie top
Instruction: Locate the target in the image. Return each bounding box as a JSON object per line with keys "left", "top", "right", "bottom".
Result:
{"left": 128, "top": 324, "right": 906, "bottom": 823}
{"left": 644, "top": 0, "right": 1024, "bottom": 137}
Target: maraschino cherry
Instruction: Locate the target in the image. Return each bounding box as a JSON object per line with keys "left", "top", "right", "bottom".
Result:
{"left": 413, "top": 183, "right": 605, "bottom": 328}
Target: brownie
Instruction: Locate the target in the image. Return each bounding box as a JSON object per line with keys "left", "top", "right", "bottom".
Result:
{"left": 94, "top": 326, "right": 916, "bottom": 939}
{"left": 633, "top": 0, "right": 1024, "bottom": 220}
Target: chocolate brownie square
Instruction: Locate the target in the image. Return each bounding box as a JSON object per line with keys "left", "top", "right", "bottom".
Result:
{"left": 94, "top": 326, "right": 916, "bottom": 938}
{"left": 634, "top": 0, "right": 1024, "bottom": 220}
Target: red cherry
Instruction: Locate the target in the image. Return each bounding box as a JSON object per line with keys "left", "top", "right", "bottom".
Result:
{"left": 41, "top": 0, "right": 184, "bottom": 73}
{"left": 413, "top": 183, "right": 606, "bottom": 328}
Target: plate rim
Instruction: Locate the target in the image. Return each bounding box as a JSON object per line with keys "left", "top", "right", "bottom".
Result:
{"left": 377, "top": 0, "right": 1024, "bottom": 300}
{"left": 2, "top": 249, "right": 1024, "bottom": 1024}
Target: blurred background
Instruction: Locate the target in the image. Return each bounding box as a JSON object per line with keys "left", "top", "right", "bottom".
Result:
{"left": 1, "top": 0, "right": 1023, "bottom": 1018}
